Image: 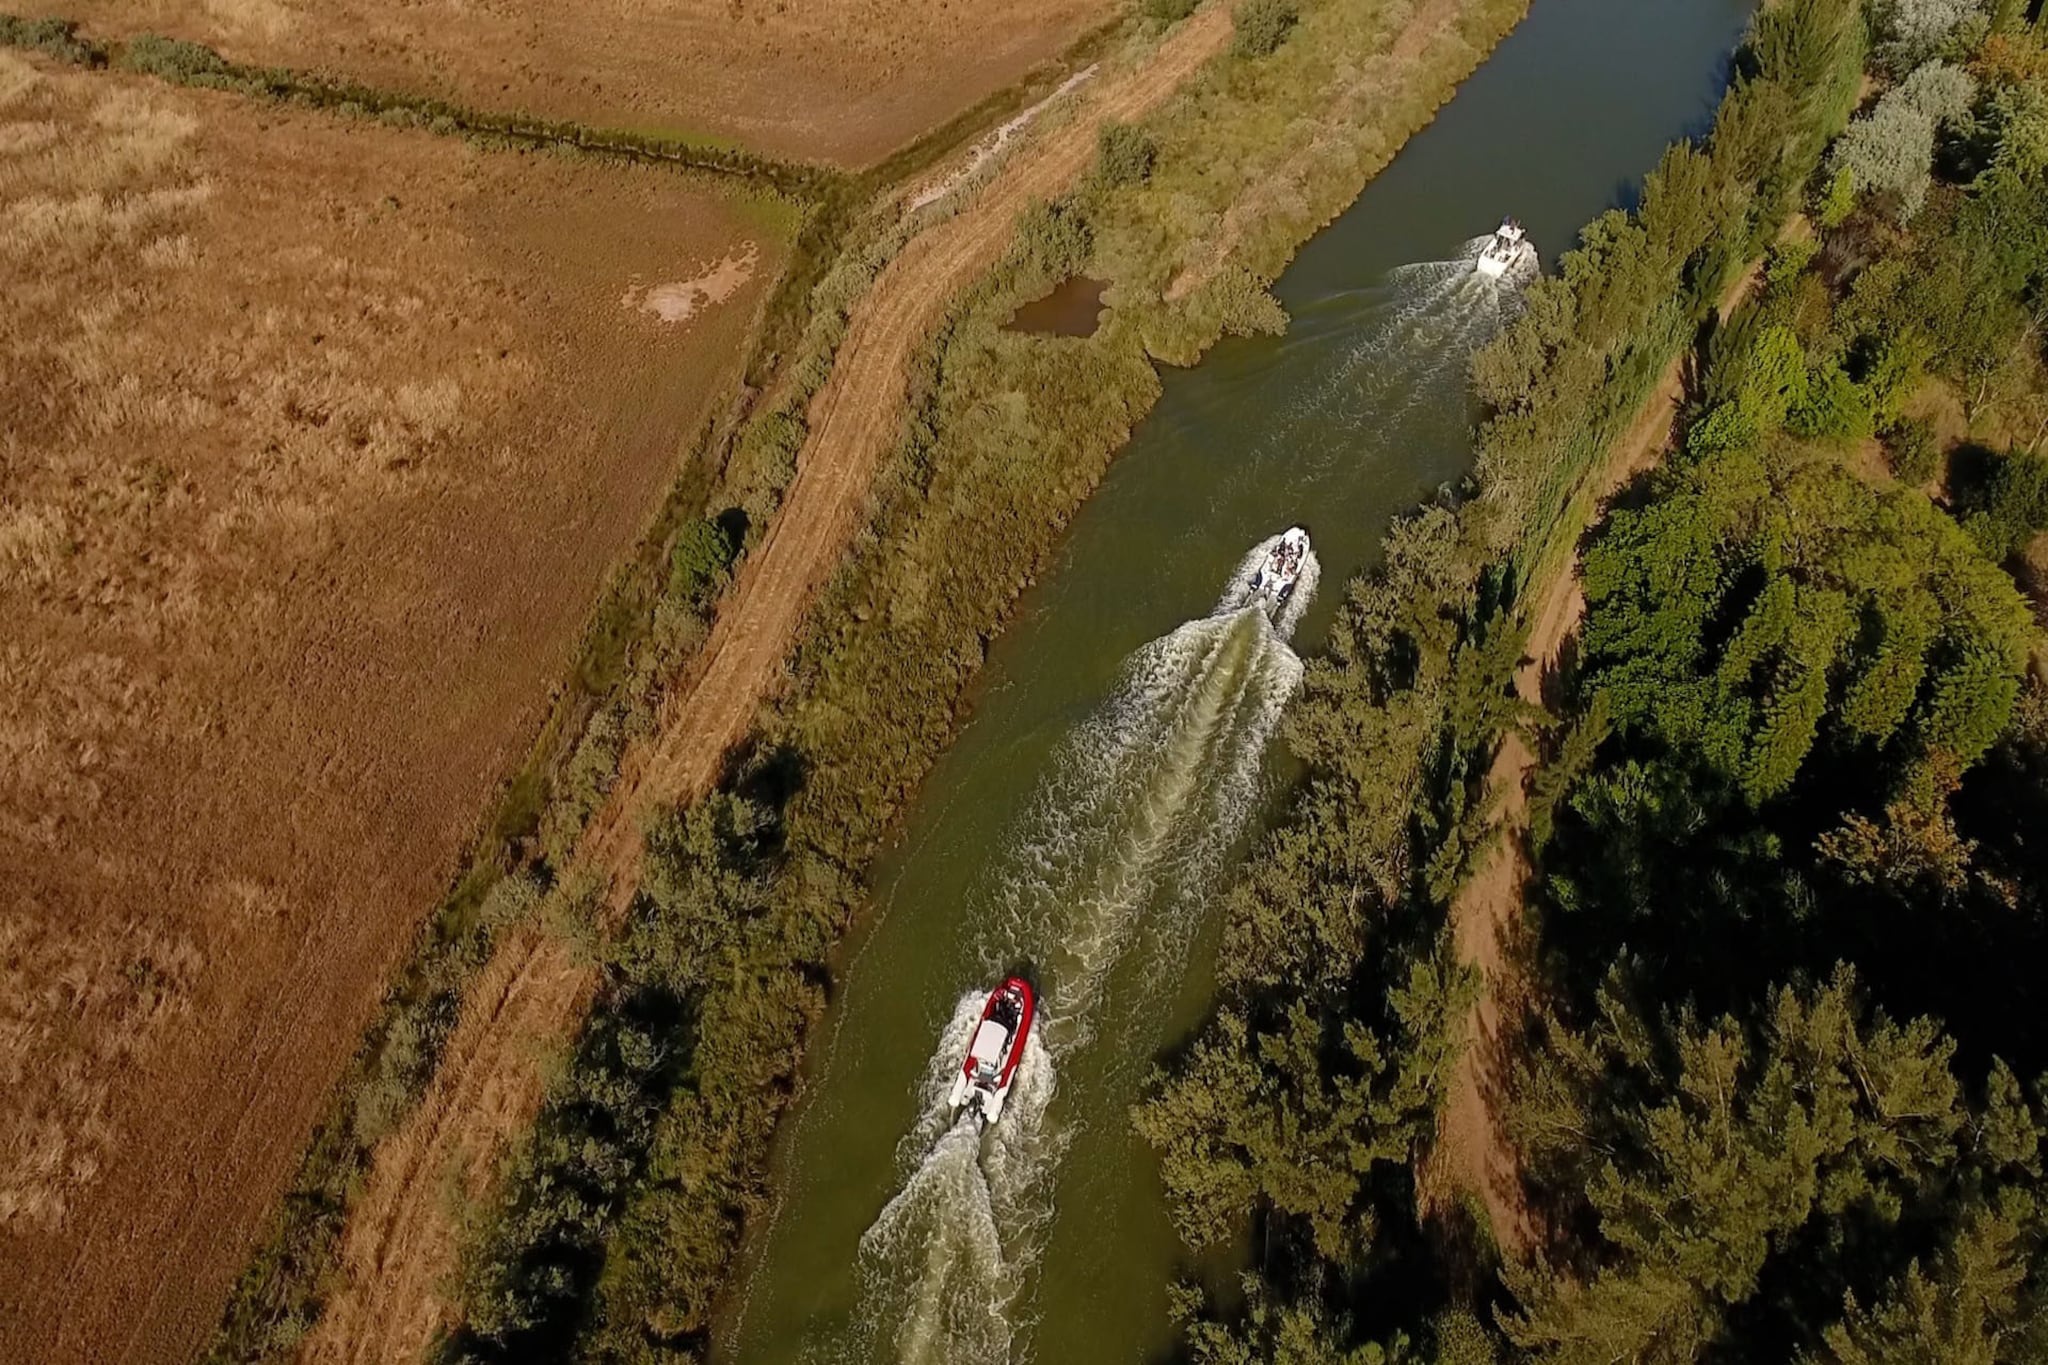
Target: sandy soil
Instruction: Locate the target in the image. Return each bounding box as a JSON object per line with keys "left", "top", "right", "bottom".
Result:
{"left": 0, "top": 55, "right": 783, "bottom": 1365}
{"left": 1423, "top": 257, "right": 1767, "bottom": 1259}
{"left": 295, "top": 9, "right": 1241, "bottom": 1357}
{"left": 17, "top": 0, "right": 1117, "bottom": 168}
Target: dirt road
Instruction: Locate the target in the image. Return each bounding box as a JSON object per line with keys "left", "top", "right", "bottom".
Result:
{"left": 587, "top": 3, "right": 1237, "bottom": 871}
{"left": 1425, "top": 258, "right": 1768, "bottom": 1259}
{"left": 298, "top": 10, "right": 1237, "bottom": 1357}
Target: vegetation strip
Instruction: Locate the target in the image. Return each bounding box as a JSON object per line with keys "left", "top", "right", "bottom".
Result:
{"left": 1138, "top": 0, "right": 2048, "bottom": 1359}
{"left": 0, "top": 18, "right": 830, "bottom": 187}
{"left": 1430, "top": 239, "right": 1776, "bottom": 1261}
{"left": 393, "top": 0, "right": 1534, "bottom": 1359}
{"left": 1502, "top": 5, "right": 2048, "bottom": 1352}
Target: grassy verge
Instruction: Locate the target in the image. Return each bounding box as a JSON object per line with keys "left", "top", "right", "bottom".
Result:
{"left": 430, "top": 0, "right": 1537, "bottom": 1359}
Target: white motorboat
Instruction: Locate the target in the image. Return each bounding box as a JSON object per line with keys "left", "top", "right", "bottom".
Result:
{"left": 1475, "top": 217, "right": 1535, "bottom": 279}
{"left": 1248, "top": 527, "right": 1310, "bottom": 613}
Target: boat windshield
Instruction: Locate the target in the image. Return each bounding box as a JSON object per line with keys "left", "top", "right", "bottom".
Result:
{"left": 969, "top": 1020, "right": 1009, "bottom": 1069}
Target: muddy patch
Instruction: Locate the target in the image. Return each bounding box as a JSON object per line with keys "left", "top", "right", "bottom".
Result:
{"left": 623, "top": 243, "right": 759, "bottom": 326}
{"left": 1004, "top": 275, "right": 1108, "bottom": 338}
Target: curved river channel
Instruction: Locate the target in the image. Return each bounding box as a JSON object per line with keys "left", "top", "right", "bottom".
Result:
{"left": 726, "top": 0, "right": 1753, "bottom": 1359}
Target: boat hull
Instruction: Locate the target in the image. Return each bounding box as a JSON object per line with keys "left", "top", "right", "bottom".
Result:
{"left": 1248, "top": 526, "right": 1310, "bottom": 616}
{"left": 948, "top": 977, "right": 1035, "bottom": 1128}
{"left": 1475, "top": 217, "right": 1534, "bottom": 280}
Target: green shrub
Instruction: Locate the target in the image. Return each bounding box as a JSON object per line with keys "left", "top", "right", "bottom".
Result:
{"left": 539, "top": 704, "right": 631, "bottom": 866}
{"left": 122, "top": 33, "right": 236, "bottom": 84}
{"left": 1212, "top": 266, "right": 1289, "bottom": 338}
{"left": 1232, "top": 0, "right": 1299, "bottom": 57}
{"left": 1141, "top": 0, "right": 1201, "bottom": 22}
{"left": 1962, "top": 449, "right": 2048, "bottom": 560}
{"left": 1431, "top": 1310, "right": 1500, "bottom": 1365}
{"left": 1764, "top": 237, "right": 1819, "bottom": 289}
{"left": 1884, "top": 415, "right": 1942, "bottom": 483}
{"left": 1862, "top": 333, "right": 1930, "bottom": 425}
{"left": 667, "top": 517, "right": 736, "bottom": 605}
{"left": 1096, "top": 121, "right": 1159, "bottom": 186}
{"left": 1787, "top": 358, "right": 1875, "bottom": 442}
{"left": 1815, "top": 164, "right": 1859, "bottom": 227}
{"left": 1015, "top": 197, "right": 1094, "bottom": 276}
{"left": 0, "top": 15, "right": 103, "bottom": 64}
{"left": 348, "top": 1010, "right": 427, "bottom": 1149}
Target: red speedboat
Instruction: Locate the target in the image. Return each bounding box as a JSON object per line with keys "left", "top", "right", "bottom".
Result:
{"left": 947, "top": 977, "right": 1035, "bottom": 1127}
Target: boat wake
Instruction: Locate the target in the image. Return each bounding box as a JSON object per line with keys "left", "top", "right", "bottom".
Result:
{"left": 838, "top": 540, "right": 1313, "bottom": 1363}
{"left": 1243, "top": 235, "right": 1536, "bottom": 487}
{"left": 851, "top": 994, "right": 1057, "bottom": 1365}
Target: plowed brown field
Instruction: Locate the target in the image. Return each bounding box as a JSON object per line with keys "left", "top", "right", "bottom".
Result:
{"left": 14, "top": 0, "right": 1117, "bottom": 167}
{"left": 0, "top": 53, "right": 787, "bottom": 1365}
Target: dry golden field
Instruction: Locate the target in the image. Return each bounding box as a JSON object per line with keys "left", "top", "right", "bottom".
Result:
{"left": 14, "top": 0, "right": 1117, "bottom": 166}
{"left": 0, "top": 51, "right": 787, "bottom": 1363}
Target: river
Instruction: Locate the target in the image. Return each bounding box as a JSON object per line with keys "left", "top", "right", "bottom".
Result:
{"left": 724, "top": 0, "right": 1753, "bottom": 1360}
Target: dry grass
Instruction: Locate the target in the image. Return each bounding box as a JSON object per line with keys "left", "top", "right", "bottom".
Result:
{"left": 0, "top": 52, "right": 788, "bottom": 1365}
{"left": 13, "top": 0, "right": 1118, "bottom": 166}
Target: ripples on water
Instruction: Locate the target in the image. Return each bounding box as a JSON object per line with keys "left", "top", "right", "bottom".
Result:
{"left": 830, "top": 537, "right": 1311, "bottom": 1364}
{"left": 1230, "top": 237, "right": 1537, "bottom": 491}
{"left": 808, "top": 242, "right": 1537, "bottom": 1365}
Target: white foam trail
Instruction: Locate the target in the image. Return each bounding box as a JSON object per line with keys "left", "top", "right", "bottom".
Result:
{"left": 1242, "top": 236, "right": 1538, "bottom": 486}
{"left": 853, "top": 995, "right": 1059, "bottom": 1365}
{"left": 1212, "top": 532, "right": 1322, "bottom": 638}
{"left": 992, "top": 561, "right": 1311, "bottom": 1037}
{"left": 843, "top": 542, "right": 1311, "bottom": 1362}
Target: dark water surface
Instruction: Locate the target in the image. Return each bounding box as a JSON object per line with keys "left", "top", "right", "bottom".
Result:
{"left": 725, "top": 1, "right": 1752, "bottom": 1360}
{"left": 1006, "top": 276, "right": 1111, "bottom": 337}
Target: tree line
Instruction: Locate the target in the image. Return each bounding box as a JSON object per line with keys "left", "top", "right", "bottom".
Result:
{"left": 1133, "top": 0, "right": 2048, "bottom": 1358}
{"left": 1505, "top": 1, "right": 2048, "bottom": 1353}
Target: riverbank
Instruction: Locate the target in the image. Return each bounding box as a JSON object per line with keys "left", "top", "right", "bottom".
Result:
{"left": 424, "top": 0, "right": 1533, "bottom": 1359}
{"left": 1139, "top": 0, "right": 1873, "bottom": 1357}
{"left": 733, "top": 0, "right": 1777, "bottom": 1356}
{"left": 1425, "top": 239, "right": 1776, "bottom": 1260}
{"left": 319, "top": 13, "right": 1248, "bottom": 1359}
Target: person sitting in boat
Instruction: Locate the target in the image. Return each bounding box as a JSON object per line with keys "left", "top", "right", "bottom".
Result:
{"left": 990, "top": 990, "right": 1021, "bottom": 1031}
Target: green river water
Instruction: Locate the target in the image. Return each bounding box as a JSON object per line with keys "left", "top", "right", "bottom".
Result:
{"left": 727, "top": 1, "right": 1753, "bottom": 1359}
